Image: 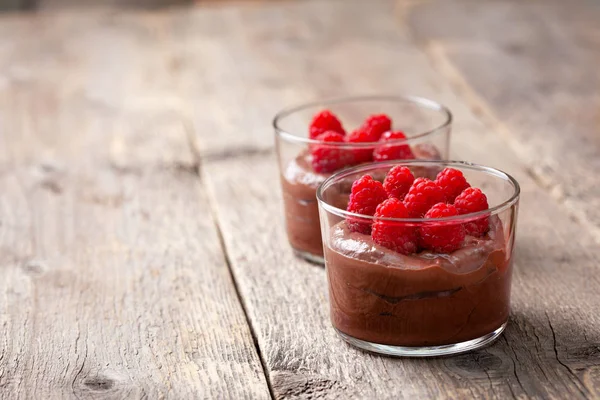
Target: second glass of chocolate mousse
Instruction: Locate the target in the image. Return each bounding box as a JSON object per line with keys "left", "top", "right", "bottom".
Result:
{"left": 274, "top": 95, "right": 452, "bottom": 264}
{"left": 317, "top": 160, "right": 520, "bottom": 357}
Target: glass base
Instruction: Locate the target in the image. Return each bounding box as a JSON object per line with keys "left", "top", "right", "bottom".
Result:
{"left": 335, "top": 321, "right": 507, "bottom": 357}
{"left": 293, "top": 248, "right": 325, "bottom": 265}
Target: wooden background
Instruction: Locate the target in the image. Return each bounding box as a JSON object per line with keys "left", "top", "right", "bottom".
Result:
{"left": 0, "top": 0, "right": 266, "bottom": 11}
{"left": 0, "top": 0, "right": 599, "bottom": 399}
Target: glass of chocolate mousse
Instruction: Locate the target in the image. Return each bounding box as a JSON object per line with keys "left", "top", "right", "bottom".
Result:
{"left": 274, "top": 96, "right": 452, "bottom": 264}
{"left": 317, "top": 160, "right": 520, "bottom": 356}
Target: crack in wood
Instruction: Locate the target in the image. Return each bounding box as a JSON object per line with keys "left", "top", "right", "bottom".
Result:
{"left": 71, "top": 336, "right": 88, "bottom": 399}
{"left": 502, "top": 335, "right": 528, "bottom": 397}
{"left": 479, "top": 350, "right": 497, "bottom": 394}
{"left": 180, "top": 116, "right": 203, "bottom": 178}
{"left": 546, "top": 311, "right": 589, "bottom": 398}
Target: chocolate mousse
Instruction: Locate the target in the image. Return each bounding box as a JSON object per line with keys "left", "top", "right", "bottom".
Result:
{"left": 324, "top": 216, "right": 511, "bottom": 347}
{"left": 281, "top": 145, "right": 443, "bottom": 260}
{"left": 281, "top": 150, "right": 329, "bottom": 258}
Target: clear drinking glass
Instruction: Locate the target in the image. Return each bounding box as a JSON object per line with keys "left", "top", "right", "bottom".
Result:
{"left": 274, "top": 95, "right": 452, "bottom": 264}
{"left": 317, "top": 160, "right": 520, "bottom": 357}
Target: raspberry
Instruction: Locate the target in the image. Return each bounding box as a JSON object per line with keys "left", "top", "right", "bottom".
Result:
{"left": 454, "top": 187, "right": 489, "bottom": 236}
{"left": 373, "top": 131, "right": 416, "bottom": 162}
{"left": 362, "top": 114, "right": 392, "bottom": 140}
{"left": 403, "top": 178, "right": 445, "bottom": 218}
{"left": 346, "top": 127, "right": 377, "bottom": 164}
{"left": 345, "top": 114, "right": 392, "bottom": 164}
{"left": 346, "top": 175, "right": 388, "bottom": 234}
{"left": 311, "top": 131, "right": 353, "bottom": 173}
{"left": 347, "top": 126, "right": 380, "bottom": 143}
{"left": 420, "top": 203, "right": 465, "bottom": 253}
{"left": 309, "top": 110, "right": 345, "bottom": 139}
{"left": 435, "top": 168, "right": 470, "bottom": 203}
{"left": 372, "top": 198, "right": 418, "bottom": 255}
{"left": 383, "top": 166, "right": 415, "bottom": 200}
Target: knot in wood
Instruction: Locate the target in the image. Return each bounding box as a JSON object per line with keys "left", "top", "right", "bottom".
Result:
{"left": 22, "top": 260, "right": 46, "bottom": 276}
{"left": 444, "top": 350, "right": 510, "bottom": 380}
{"left": 83, "top": 376, "right": 115, "bottom": 391}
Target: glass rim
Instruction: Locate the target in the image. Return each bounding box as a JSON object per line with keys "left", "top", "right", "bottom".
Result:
{"left": 316, "top": 160, "right": 521, "bottom": 223}
{"left": 272, "top": 94, "right": 453, "bottom": 148}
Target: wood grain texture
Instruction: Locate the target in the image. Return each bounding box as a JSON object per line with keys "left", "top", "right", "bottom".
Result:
{"left": 1, "top": 1, "right": 600, "bottom": 399}
{"left": 182, "top": 0, "right": 600, "bottom": 398}
{"left": 408, "top": 0, "right": 600, "bottom": 241}
{"left": 0, "top": 12, "right": 269, "bottom": 399}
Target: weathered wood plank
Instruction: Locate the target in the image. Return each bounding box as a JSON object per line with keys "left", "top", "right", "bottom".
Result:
{"left": 408, "top": 0, "right": 600, "bottom": 241}
{"left": 0, "top": 12, "right": 270, "bottom": 399}
{"left": 176, "top": 0, "right": 600, "bottom": 398}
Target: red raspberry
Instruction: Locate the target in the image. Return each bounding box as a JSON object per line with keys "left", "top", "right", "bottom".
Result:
{"left": 347, "top": 125, "right": 380, "bottom": 143}
{"left": 403, "top": 178, "right": 445, "bottom": 218}
{"left": 383, "top": 166, "right": 415, "bottom": 200}
{"left": 346, "top": 175, "right": 388, "bottom": 234}
{"left": 346, "top": 127, "right": 377, "bottom": 164}
{"left": 435, "top": 168, "right": 470, "bottom": 203}
{"left": 345, "top": 114, "right": 392, "bottom": 164}
{"left": 420, "top": 203, "right": 465, "bottom": 253}
{"left": 311, "top": 131, "right": 353, "bottom": 173}
{"left": 362, "top": 114, "right": 392, "bottom": 140}
{"left": 373, "top": 131, "right": 415, "bottom": 162}
{"left": 454, "top": 187, "right": 489, "bottom": 236}
{"left": 309, "top": 110, "right": 345, "bottom": 139}
{"left": 372, "top": 198, "right": 418, "bottom": 255}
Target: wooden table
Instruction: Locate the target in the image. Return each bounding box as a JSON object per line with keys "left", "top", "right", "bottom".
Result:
{"left": 1, "top": 0, "right": 599, "bottom": 398}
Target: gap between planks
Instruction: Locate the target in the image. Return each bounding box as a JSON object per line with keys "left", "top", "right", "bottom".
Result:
{"left": 205, "top": 177, "right": 277, "bottom": 400}
{"left": 182, "top": 118, "right": 277, "bottom": 400}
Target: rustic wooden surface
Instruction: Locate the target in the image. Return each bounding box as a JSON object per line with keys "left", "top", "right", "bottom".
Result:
{"left": 0, "top": 14, "right": 269, "bottom": 400}
{"left": 0, "top": 0, "right": 599, "bottom": 399}
{"left": 408, "top": 0, "right": 600, "bottom": 242}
